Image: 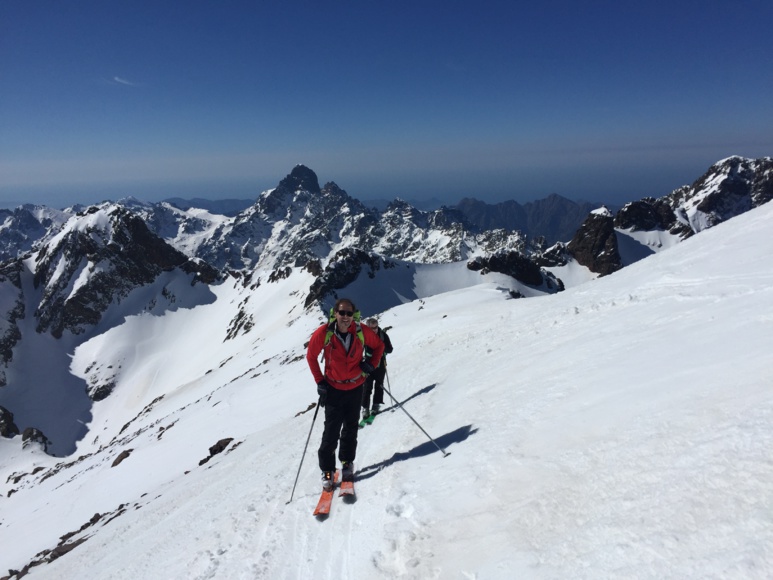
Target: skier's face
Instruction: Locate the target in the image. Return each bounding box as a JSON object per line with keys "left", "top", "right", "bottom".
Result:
{"left": 335, "top": 304, "right": 354, "bottom": 331}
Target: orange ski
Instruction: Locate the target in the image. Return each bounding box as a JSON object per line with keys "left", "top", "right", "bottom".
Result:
{"left": 313, "top": 470, "right": 339, "bottom": 517}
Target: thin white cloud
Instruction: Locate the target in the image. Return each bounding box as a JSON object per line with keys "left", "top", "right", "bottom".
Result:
{"left": 112, "top": 76, "right": 136, "bottom": 86}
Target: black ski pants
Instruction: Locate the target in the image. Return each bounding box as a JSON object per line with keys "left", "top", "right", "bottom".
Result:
{"left": 362, "top": 366, "right": 386, "bottom": 410}
{"left": 318, "top": 384, "right": 362, "bottom": 472}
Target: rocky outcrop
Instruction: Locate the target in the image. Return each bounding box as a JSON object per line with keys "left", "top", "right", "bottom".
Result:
{"left": 680, "top": 156, "right": 773, "bottom": 231}
{"left": 567, "top": 208, "right": 623, "bottom": 277}
{"left": 305, "top": 248, "right": 391, "bottom": 308}
{"left": 32, "top": 206, "right": 218, "bottom": 338}
{"left": 198, "top": 437, "right": 235, "bottom": 466}
{"left": 0, "top": 261, "right": 25, "bottom": 383}
{"left": 0, "top": 405, "right": 20, "bottom": 438}
{"left": 533, "top": 242, "right": 569, "bottom": 269}
{"left": 22, "top": 427, "right": 50, "bottom": 452}
{"left": 615, "top": 157, "right": 773, "bottom": 239}
{"left": 0, "top": 205, "right": 70, "bottom": 263}
{"left": 467, "top": 250, "right": 558, "bottom": 289}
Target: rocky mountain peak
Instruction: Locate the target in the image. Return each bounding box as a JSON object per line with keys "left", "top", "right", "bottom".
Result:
{"left": 667, "top": 156, "right": 773, "bottom": 232}
{"left": 255, "top": 165, "right": 323, "bottom": 219}
{"left": 278, "top": 164, "right": 321, "bottom": 195}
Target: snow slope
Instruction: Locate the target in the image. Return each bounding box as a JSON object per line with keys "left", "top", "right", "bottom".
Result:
{"left": 1, "top": 203, "right": 772, "bottom": 579}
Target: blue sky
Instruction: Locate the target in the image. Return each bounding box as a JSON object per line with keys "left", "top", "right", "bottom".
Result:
{"left": 1, "top": 1, "right": 772, "bottom": 209}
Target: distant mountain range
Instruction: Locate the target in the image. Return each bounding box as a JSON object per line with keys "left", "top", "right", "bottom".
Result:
{"left": 161, "top": 191, "right": 599, "bottom": 245}
{"left": 0, "top": 155, "right": 771, "bottom": 445}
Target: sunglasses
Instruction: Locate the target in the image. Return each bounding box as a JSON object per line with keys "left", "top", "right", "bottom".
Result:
{"left": 337, "top": 310, "right": 354, "bottom": 317}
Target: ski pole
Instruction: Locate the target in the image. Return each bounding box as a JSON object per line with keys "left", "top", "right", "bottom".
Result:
{"left": 382, "top": 382, "right": 450, "bottom": 458}
{"left": 384, "top": 368, "right": 399, "bottom": 410}
{"left": 286, "top": 398, "right": 321, "bottom": 504}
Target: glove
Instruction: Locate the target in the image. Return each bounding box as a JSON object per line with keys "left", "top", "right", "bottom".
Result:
{"left": 360, "top": 360, "right": 376, "bottom": 375}
{"left": 317, "top": 380, "right": 331, "bottom": 406}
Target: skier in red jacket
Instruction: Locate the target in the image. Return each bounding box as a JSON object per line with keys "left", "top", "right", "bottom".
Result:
{"left": 306, "top": 298, "right": 384, "bottom": 490}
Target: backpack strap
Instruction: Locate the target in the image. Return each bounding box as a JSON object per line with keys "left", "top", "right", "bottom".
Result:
{"left": 324, "top": 320, "right": 364, "bottom": 348}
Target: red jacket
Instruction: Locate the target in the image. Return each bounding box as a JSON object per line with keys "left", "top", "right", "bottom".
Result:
{"left": 306, "top": 321, "right": 385, "bottom": 390}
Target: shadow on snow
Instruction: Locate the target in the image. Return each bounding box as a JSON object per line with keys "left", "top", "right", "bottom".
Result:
{"left": 355, "top": 383, "right": 476, "bottom": 480}
{"left": 356, "top": 424, "right": 477, "bottom": 481}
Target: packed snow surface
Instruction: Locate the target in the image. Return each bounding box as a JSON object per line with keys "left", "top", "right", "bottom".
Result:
{"left": 1, "top": 203, "right": 772, "bottom": 579}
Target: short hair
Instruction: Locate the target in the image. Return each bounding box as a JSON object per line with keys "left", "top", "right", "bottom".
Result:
{"left": 334, "top": 298, "right": 356, "bottom": 312}
{"left": 366, "top": 318, "right": 378, "bottom": 326}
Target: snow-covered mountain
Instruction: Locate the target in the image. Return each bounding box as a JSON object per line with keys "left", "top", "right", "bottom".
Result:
{"left": 1, "top": 183, "right": 771, "bottom": 579}
{"left": 3, "top": 157, "right": 769, "bottom": 276}
{"left": 0, "top": 164, "right": 568, "bottom": 440}
{"left": 561, "top": 155, "right": 773, "bottom": 276}
{"left": 0, "top": 205, "right": 71, "bottom": 264}
{"left": 1, "top": 157, "right": 771, "bottom": 447}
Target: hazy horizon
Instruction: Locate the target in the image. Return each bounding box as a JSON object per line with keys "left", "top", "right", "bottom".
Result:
{"left": 0, "top": 156, "right": 737, "bottom": 211}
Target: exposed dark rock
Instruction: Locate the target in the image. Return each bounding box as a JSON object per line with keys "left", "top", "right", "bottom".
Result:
{"left": 22, "top": 427, "right": 50, "bottom": 452}
{"left": 689, "top": 156, "right": 773, "bottom": 220}
{"left": 567, "top": 209, "right": 623, "bottom": 276}
{"left": 533, "top": 242, "right": 569, "bottom": 268}
{"left": 32, "top": 208, "right": 218, "bottom": 338}
{"left": 278, "top": 164, "right": 321, "bottom": 195}
{"left": 303, "top": 259, "right": 323, "bottom": 277}
{"left": 225, "top": 304, "right": 254, "bottom": 340}
{"left": 88, "top": 380, "right": 117, "bottom": 402}
{"left": 199, "top": 437, "right": 235, "bottom": 465}
{"left": 466, "top": 251, "right": 545, "bottom": 286}
{"left": 615, "top": 199, "right": 669, "bottom": 231}
{"left": 0, "top": 261, "right": 25, "bottom": 377}
{"left": 305, "top": 248, "right": 386, "bottom": 308}
{"left": 111, "top": 449, "right": 132, "bottom": 467}
{"left": 0, "top": 205, "right": 69, "bottom": 264}
{"left": 0, "top": 405, "right": 20, "bottom": 438}
{"left": 268, "top": 266, "right": 292, "bottom": 283}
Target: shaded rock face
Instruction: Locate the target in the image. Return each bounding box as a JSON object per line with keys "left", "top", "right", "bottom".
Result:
{"left": 32, "top": 208, "right": 217, "bottom": 338}
{"left": 0, "top": 261, "right": 25, "bottom": 380}
{"left": 304, "top": 248, "right": 389, "bottom": 308}
{"left": 22, "top": 427, "right": 50, "bottom": 452}
{"left": 614, "top": 197, "right": 693, "bottom": 239}
{"left": 567, "top": 210, "right": 623, "bottom": 277}
{"left": 0, "top": 205, "right": 70, "bottom": 263}
{"left": 199, "top": 437, "right": 235, "bottom": 466}
{"left": 689, "top": 156, "right": 773, "bottom": 220}
{"left": 466, "top": 251, "right": 545, "bottom": 287}
{"left": 256, "top": 164, "right": 321, "bottom": 217}
{"left": 0, "top": 405, "right": 20, "bottom": 438}
{"left": 615, "top": 199, "right": 672, "bottom": 231}
{"left": 533, "top": 242, "right": 569, "bottom": 269}
{"left": 614, "top": 157, "right": 773, "bottom": 239}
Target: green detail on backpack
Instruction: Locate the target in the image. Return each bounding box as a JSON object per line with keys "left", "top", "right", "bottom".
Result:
{"left": 323, "top": 307, "right": 368, "bottom": 378}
